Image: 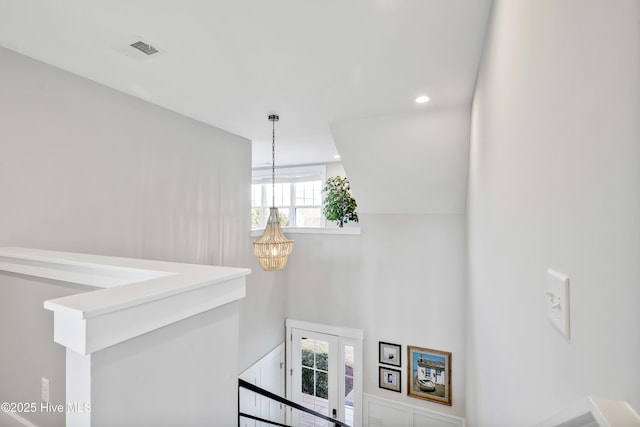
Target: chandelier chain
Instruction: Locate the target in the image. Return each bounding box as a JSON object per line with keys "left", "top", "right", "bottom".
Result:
{"left": 272, "top": 118, "right": 275, "bottom": 208}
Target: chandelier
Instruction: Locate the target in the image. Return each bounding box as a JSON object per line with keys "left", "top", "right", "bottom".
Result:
{"left": 253, "top": 114, "right": 293, "bottom": 271}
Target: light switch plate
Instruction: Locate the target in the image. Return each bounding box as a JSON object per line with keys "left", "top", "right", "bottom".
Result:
{"left": 41, "top": 377, "right": 49, "bottom": 403}
{"left": 546, "top": 269, "right": 570, "bottom": 339}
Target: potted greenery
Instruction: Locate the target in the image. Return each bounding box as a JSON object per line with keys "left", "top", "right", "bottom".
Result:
{"left": 322, "top": 176, "right": 359, "bottom": 227}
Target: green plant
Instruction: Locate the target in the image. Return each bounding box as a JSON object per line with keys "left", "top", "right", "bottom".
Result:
{"left": 277, "top": 210, "right": 289, "bottom": 226}
{"left": 322, "top": 176, "right": 359, "bottom": 227}
{"left": 251, "top": 208, "right": 261, "bottom": 228}
{"left": 301, "top": 349, "right": 329, "bottom": 398}
{"left": 252, "top": 208, "right": 289, "bottom": 228}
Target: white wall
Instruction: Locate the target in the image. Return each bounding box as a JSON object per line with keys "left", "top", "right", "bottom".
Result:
{"left": 0, "top": 45, "right": 286, "bottom": 422}
{"left": 239, "top": 269, "right": 287, "bottom": 371}
{"left": 326, "top": 162, "right": 346, "bottom": 179}
{"left": 467, "top": 1, "right": 640, "bottom": 426}
{"left": 0, "top": 274, "right": 84, "bottom": 427}
{"left": 0, "top": 45, "right": 249, "bottom": 267}
{"left": 91, "top": 300, "right": 240, "bottom": 427}
{"left": 331, "top": 106, "right": 471, "bottom": 215}
{"left": 286, "top": 214, "right": 467, "bottom": 418}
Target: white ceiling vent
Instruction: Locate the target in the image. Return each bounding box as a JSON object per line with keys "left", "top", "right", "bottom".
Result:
{"left": 113, "top": 36, "right": 166, "bottom": 61}
{"left": 130, "top": 41, "right": 159, "bottom": 56}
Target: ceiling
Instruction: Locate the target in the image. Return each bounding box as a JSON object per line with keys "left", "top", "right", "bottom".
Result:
{"left": 0, "top": 0, "right": 492, "bottom": 170}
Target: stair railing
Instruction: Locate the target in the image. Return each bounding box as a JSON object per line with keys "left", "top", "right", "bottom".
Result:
{"left": 238, "top": 378, "right": 350, "bottom": 427}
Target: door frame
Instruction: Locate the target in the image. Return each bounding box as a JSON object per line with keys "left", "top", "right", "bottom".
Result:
{"left": 285, "top": 318, "right": 363, "bottom": 427}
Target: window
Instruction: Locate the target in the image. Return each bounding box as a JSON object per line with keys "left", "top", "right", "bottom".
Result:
{"left": 343, "top": 345, "right": 355, "bottom": 426}
{"left": 294, "top": 181, "right": 323, "bottom": 227}
{"left": 252, "top": 165, "right": 325, "bottom": 229}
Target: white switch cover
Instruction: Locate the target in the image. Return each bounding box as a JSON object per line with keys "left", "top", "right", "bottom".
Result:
{"left": 41, "top": 377, "right": 49, "bottom": 403}
{"left": 546, "top": 269, "right": 570, "bottom": 339}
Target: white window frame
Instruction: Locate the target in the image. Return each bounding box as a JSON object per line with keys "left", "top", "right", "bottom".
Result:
{"left": 252, "top": 165, "right": 326, "bottom": 229}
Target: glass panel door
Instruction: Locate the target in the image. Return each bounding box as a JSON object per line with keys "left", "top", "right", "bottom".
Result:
{"left": 291, "top": 330, "right": 338, "bottom": 427}
{"left": 286, "top": 319, "right": 363, "bottom": 427}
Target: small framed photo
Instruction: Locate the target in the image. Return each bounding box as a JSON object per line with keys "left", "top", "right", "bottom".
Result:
{"left": 407, "top": 345, "right": 452, "bottom": 406}
{"left": 379, "top": 366, "right": 401, "bottom": 393}
{"left": 379, "top": 342, "right": 401, "bottom": 367}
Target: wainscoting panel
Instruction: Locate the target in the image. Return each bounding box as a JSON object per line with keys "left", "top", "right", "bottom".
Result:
{"left": 363, "top": 394, "right": 465, "bottom": 427}
{"left": 239, "top": 343, "right": 286, "bottom": 427}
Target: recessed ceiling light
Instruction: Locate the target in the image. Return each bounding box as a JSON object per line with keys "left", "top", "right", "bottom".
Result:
{"left": 415, "top": 95, "right": 431, "bottom": 104}
{"left": 334, "top": 154, "right": 341, "bottom": 159}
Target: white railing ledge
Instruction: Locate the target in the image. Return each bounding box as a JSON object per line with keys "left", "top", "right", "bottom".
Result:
{"left": 590, "top": 396, "right": 640, "bottom": 427}
{"left": 251, "top": 226, "right": 361, "bottom": 237}
{"left": 534, "top": 396, "right": 640, "bottom": 427}
{"left": 0, "top": 247, "right": 250, "bottom": 355}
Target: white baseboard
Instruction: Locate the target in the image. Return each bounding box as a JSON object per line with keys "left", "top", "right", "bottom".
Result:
{"left": 1, "top": 411, "right": 39, "bottom": 427}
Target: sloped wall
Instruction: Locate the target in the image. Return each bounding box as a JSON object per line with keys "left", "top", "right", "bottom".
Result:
{"left": 0, "top": 45, "right": 284, "bottom": 425}
{"left": 330, "top": 106, "right": 471, "bottom": 215}
{"left": 467, "top": 1, "right": 640, "bottom": 425}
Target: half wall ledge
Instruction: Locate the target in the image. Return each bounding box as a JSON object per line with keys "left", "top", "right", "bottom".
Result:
{"left": 0, "top": 246, "right": 250, "bottom": 355}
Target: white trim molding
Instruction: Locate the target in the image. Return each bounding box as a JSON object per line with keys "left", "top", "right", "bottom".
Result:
{"left": 363, "top": 394, "right": 465, "bottom": 427}
{"left": 0, "top": 247, "right": 249, "bottom": 355}
{"left": 534, "top": 396, "right": 640, "bottom": 427}
{"left": 251, "top": 226, "right": 362, "bottom": 237}
{"left": 286, "top": 319, "right": 364, "bottom": 427}
{"left": 285, "top": 318, "right": 364, "bottom": 341}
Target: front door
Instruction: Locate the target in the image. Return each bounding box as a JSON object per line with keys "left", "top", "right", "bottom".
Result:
{"left": 287, "top": 319, "right": 362, "bottom": 427}
{"left": 290, "top": 328, "right": 340, "bottom": 426}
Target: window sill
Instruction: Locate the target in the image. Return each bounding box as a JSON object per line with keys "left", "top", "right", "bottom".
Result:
{"left": 250, "top": 226, "right": 361, "bottom": 237}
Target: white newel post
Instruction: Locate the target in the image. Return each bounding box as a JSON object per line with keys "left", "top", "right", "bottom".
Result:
{"left": 66, "top": 351, "right": 91, "bottom": 427}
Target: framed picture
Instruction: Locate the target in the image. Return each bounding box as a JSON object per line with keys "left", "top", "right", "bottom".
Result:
{"left": 379, "top": 366, "right": 401, "bottom": 393}
{"left": 379, "top": 341, "right": 401, "bottom": 367}
{"left": 407, "top": 345, "right": 452, "bottom": 406}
